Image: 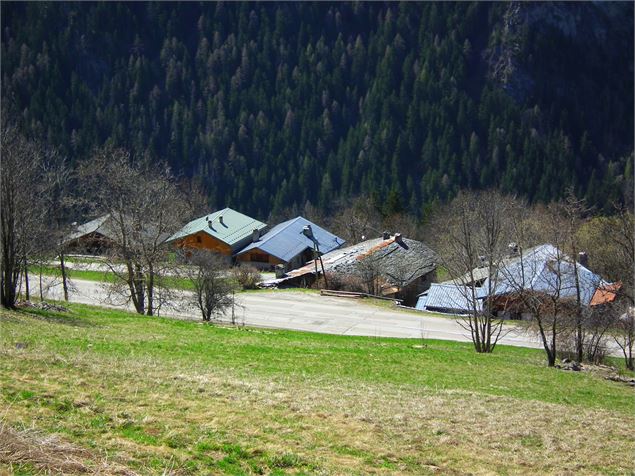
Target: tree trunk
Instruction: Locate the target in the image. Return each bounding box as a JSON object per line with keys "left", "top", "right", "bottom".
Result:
{"left": 146, "top": 267, "right": 154, "bottom": 316}
{"left": 39, "top": 265, "right": 44, "bottom": 301}
{"left": 59, "top": 250, "right": 69, "bottom": 301}
{"left": 1, "top": 239, "right": 18, "bottom": 309}
{"left": 134, "top": 265, "right": 145, "bottom": 314}
{"left": 571, "top": 258, "right": 584, "bottom": 362}
{"left": 23, "top": 256, "right": 30, "bottom": 301}
{"left": 550, "top": 317, "right": 557, "bottom": 367}
{"left": 126, "top": 260, "right": 145, "bottom": 314}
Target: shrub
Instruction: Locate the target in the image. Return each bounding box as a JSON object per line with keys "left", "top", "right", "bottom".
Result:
{"left": 232, "top": 265, "right": 262, "bottom": 290}
{"left": 313, "top": 272, "right": 369, "bottom": 293}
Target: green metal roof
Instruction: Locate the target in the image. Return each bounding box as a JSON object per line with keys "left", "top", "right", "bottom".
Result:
{"left": 167, "top": 208, "right": 267, "bottom": 249}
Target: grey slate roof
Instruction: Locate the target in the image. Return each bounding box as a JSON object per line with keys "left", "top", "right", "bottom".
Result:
{"left": 235, "top": 216, "right": 345, "bottom": 262}
{"left": 66, "top": 215, "right": 117, "bottom": 243}
{"left": 419, "top": 244, "right": 609, "bottom": 314}
{"left": 486, "top": 244, "right": 606, "bottom": 306}
{"left": 167, "top": 208, "right": 267, "bottom": 249}
{"left": 264, "top": 235, "right": 437, "bottom": 288}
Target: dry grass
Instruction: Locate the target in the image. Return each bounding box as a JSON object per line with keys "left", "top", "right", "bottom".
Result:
{"left": 0, "top": 423, "right": 135, "bottom": 475}
{"left": 1, "top": 304, "right": 634, "bottom": 475}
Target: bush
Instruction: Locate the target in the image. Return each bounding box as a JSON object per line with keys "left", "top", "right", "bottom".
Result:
{"left": 232, "top": 265, "right": 262, "bottom": 290}
{"left": 314, "top": 272, "right": 368, "bottom": 293}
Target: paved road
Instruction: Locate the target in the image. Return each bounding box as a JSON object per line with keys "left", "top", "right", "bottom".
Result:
{"left": 26, "top": 275, "right": 546, "bottom": 350}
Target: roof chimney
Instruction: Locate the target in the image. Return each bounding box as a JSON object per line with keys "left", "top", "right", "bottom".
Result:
{"left": 218, "top": 215, "right": 224, "bottom": 226}
{"left": 302, "top": 225, "right": 314, "bottom": 239}
{"left": 394, "top": 233, "right": 402, "bottom": 243}
{"left": 252, "top": 228, "right": 260, "bottom": 242}
{"left": 382, "top": 231, "right": 390, "bottom": 240}
{"left": 578, "top": 251, "right": 589, "bottom": 268}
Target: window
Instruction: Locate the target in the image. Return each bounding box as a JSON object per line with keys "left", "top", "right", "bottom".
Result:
{"left": 251, "top": 253, "right": 269, "bottom": 263}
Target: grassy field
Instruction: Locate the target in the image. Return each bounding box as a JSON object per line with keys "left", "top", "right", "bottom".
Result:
{"left": 1, "top": 303, "right": 633, "bottom": 475}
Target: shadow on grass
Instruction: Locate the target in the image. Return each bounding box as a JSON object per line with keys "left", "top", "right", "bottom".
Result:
{"left": 14, "top": 308, "right": 98, "bottom": 328}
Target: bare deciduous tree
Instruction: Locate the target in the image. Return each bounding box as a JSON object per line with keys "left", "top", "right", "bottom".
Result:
{"left": 614, "top": 306, "right": 634, "bottom": 371}
{"left": 182, "top": 250, "right": 237, "bottom": 322}
{"left": 503, "top": 205, "right": 591, "bottom": 367}
{"left": 559, "top": 189, "right": 592, "bottom": 362}
{"left": 578, "top": 204, "right": 635, "bottom": 369}
{"left": 1, "top": 125, "right": 61, "bottom": 308}
{"left": 78, "top": 147, "right": 191, "bottom": 316}
{"left": 356, "top": 253, "right": 383, "bottom": 296}
{"left": 431, "top": 190, "right": 519, "bottom": 353}
{"left": 329, "top": 195, "right": 382, "bottom": 245}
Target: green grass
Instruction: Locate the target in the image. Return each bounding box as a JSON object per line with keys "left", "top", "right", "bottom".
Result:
{"left": 30, "top": 265, "right": 196, "bottom": 291}
{"left": 1, "top": 302, "right": 633, "bottom": 475}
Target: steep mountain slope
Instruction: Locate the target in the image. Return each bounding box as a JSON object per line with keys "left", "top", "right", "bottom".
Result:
{"left": 1, "top": 2, "right": 632, "bottom": 218}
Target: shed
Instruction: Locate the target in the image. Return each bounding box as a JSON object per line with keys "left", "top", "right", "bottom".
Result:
{"left": 416, "top": 283, "right": 484, "bottom": 314}
{"left": 235, "top": 216, "right": 345, "bottom": 270}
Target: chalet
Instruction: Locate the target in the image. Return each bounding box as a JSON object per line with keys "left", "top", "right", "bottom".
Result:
{"left": 416, "top": 244, "right": 619, "bottom": 317}
{"left": 64, "top": 215, "right": 117, "bottom": 255}
{"left": 235, "top": 216, "right": 345, "bottom": 271}
{"left": 166, "top": 208, "right": 267, "bottom": 259}
{"left": 263, "top": 233, "right": 437, "bottom": 306}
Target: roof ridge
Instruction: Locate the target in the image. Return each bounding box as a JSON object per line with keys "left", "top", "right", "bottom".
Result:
{"left": 256, "top": 216, "right": 307, "bottom": 244}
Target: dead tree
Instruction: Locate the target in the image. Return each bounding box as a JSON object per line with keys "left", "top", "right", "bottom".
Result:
{"left": 78, "top": 147, "right": 191, "bottom": 316}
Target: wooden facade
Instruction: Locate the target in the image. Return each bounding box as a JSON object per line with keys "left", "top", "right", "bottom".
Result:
{"left": 66, "top": 232, "right": 115, "bottom": 255}
{"left": 236, "top": 247, "right": 314, "bottom": 271}
{"left": 236, "top": 248, "right": 285, "bottom": 267}
{"left": 175, "top": 231, "right": 233, "bottom": 256}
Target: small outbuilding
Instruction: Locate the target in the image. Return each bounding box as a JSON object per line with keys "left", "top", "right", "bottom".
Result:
{"left": 166, "top": 208, "right": 267, "bottom": 259}
{"left": 416, "top": 283, "right": 484, "bottom": 314}
{"left": 235, "top": 216, "right": 345, "bottom": 271}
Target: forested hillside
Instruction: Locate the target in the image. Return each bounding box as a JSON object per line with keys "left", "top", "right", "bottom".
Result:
{"left": 2, "top": 2, "right": 633, "bottom": 219}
